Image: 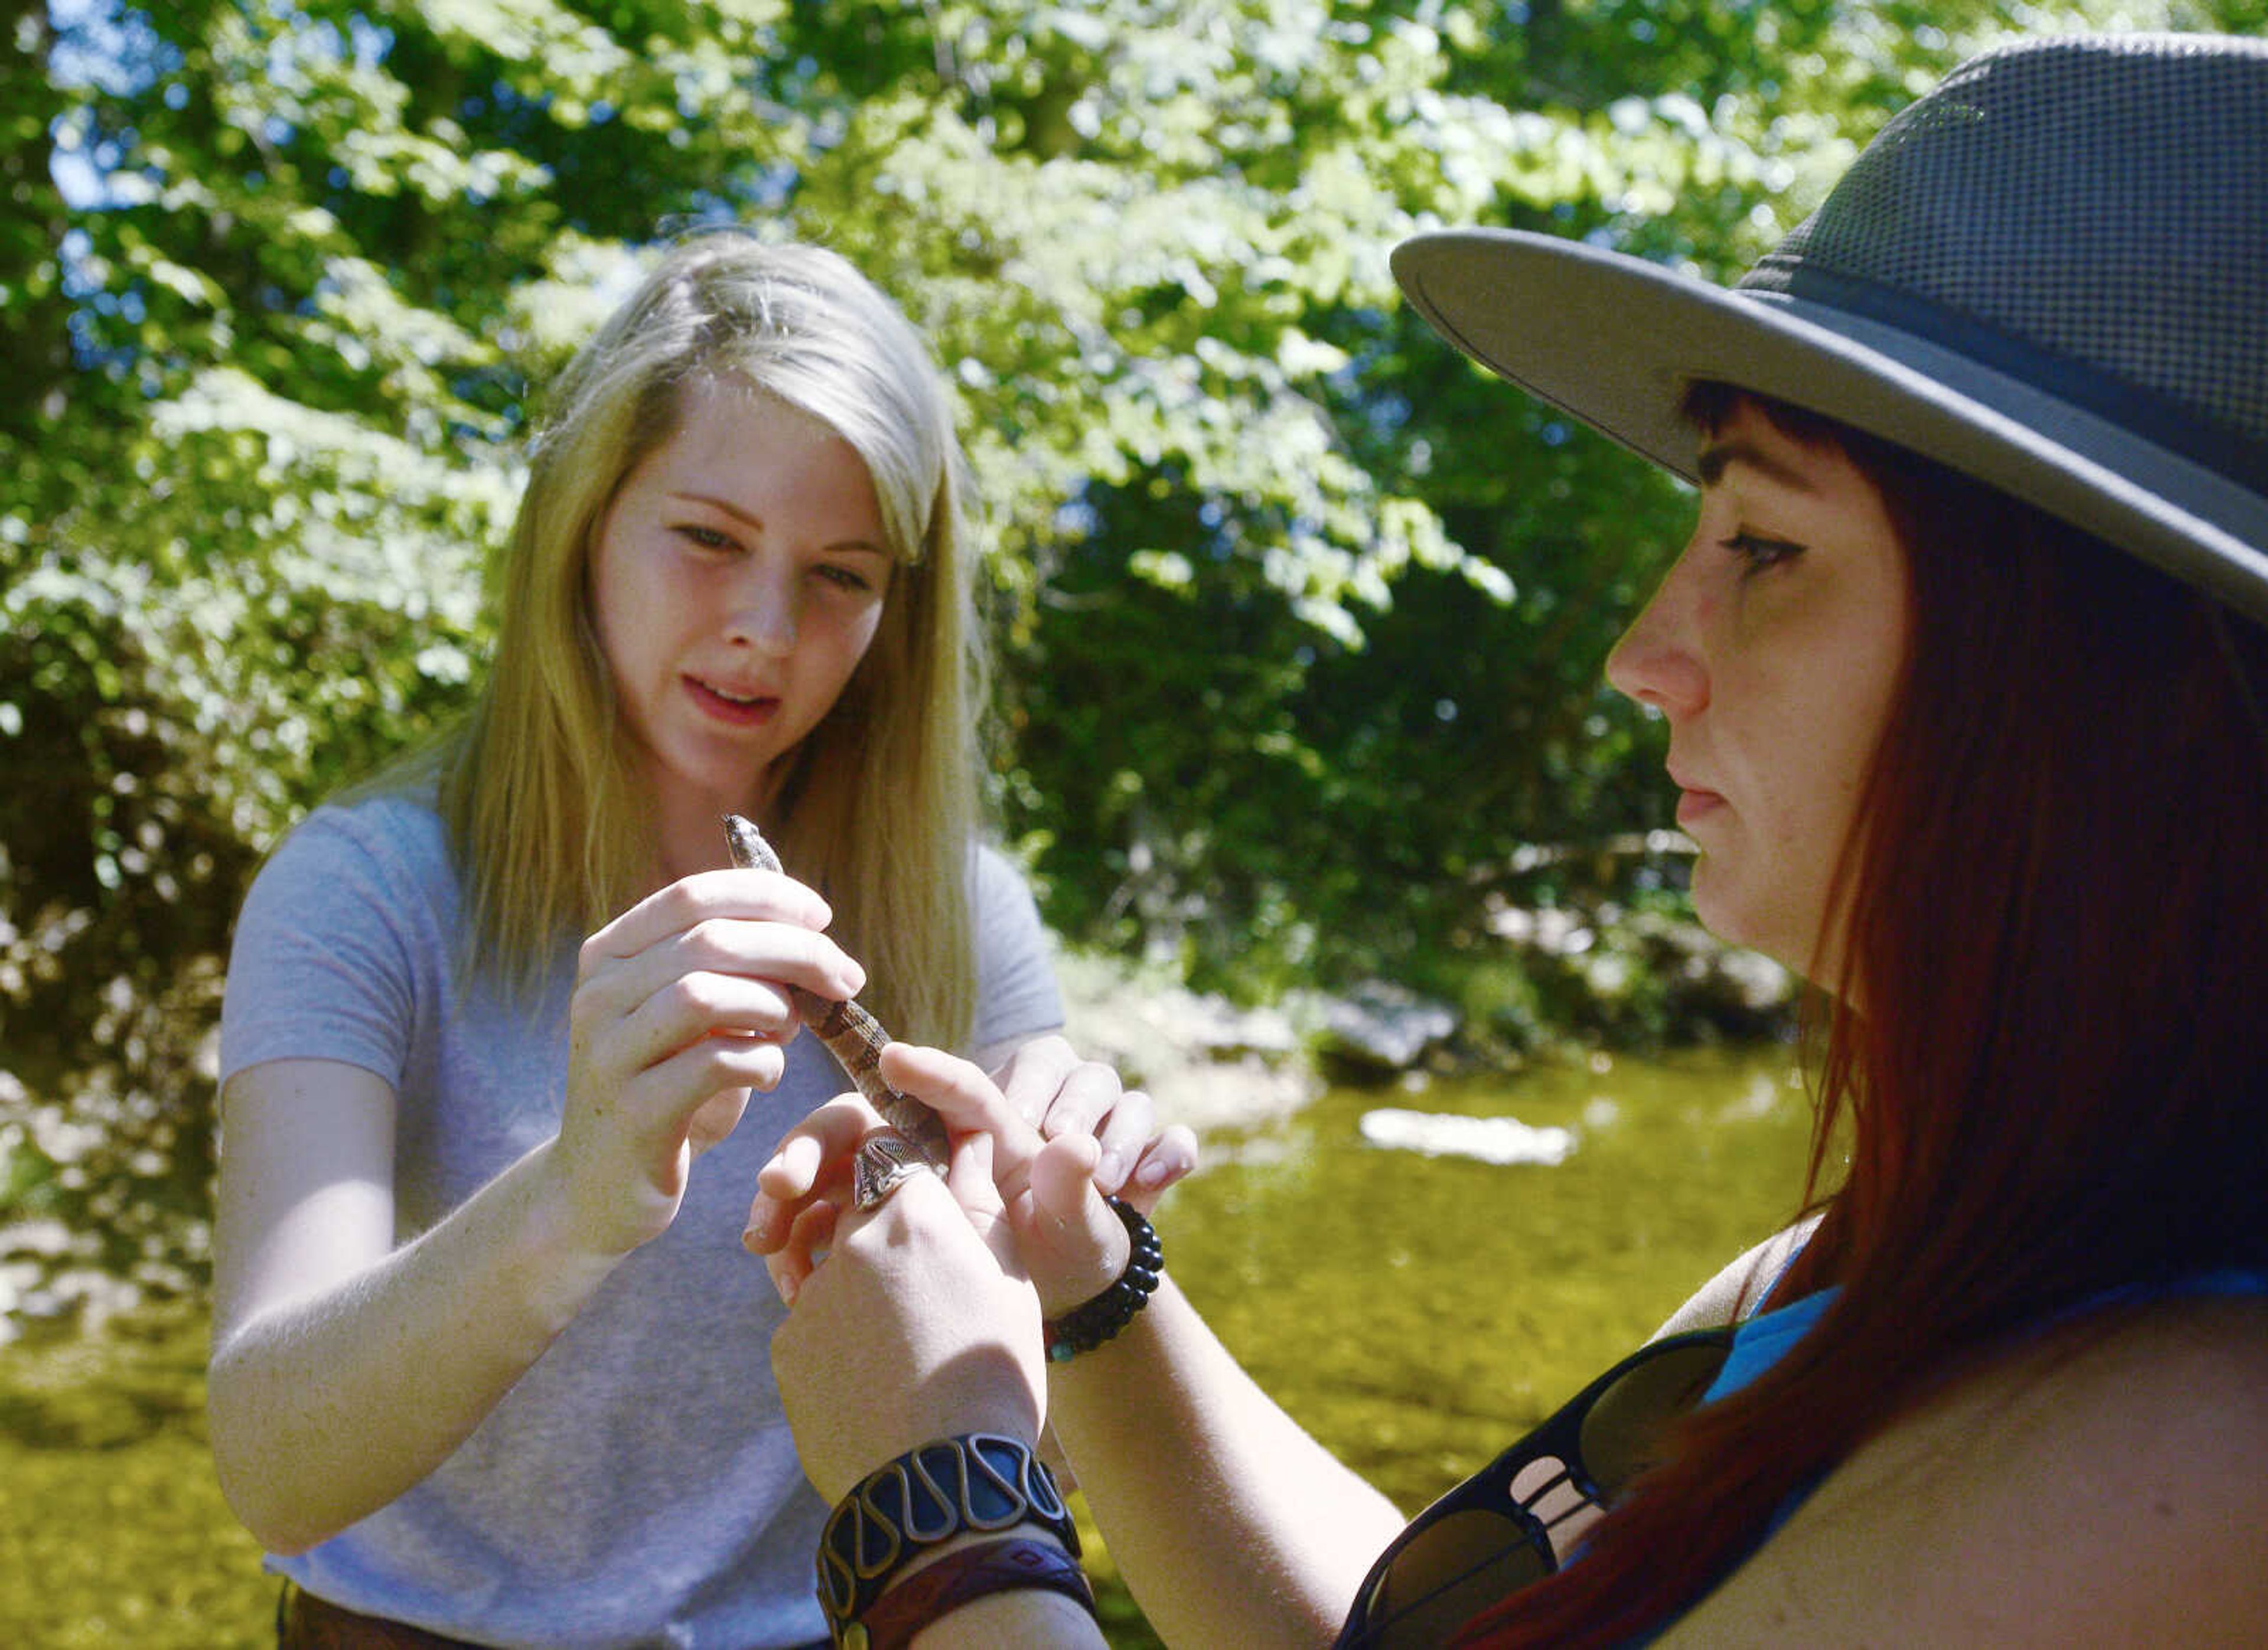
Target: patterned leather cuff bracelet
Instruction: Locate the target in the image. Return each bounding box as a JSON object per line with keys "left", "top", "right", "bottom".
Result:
{"left": 1043, "top": 1195, "right": 1165, "bottom": 1362}
{"left": 816, "top": 1433, "right": 1078, "bottom": 1645}
{"left": 846, "top": 1534, "right": 1094, "bottom": 1650}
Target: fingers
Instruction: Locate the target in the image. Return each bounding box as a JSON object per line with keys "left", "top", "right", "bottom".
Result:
{"left": 994, "top": 1034, "right": 1123, "bottom": 1136}
{"left": 554, "top": 861, "right": 916, "bottom": 1262}
{"left": 563, "top": 881, "right": 871, "bottom": 1203}
{"left": 582, "top": 867, "right": 837, "bottom": 965}
{"left": 754, "top": 1116, "right": 1022, "bottom": 1307}
{"left": 992, "top": 1034, "right": 1084, "bottom": 1126}
{"left": 988, "top": 1035, "right": 1170, "bottom": 1196}
{"left": 878, "top": 1042, "right": 1046, "bottom": 1193}
{"left": 1120, "top": 1123, "right": 1201, "bottom": 1214}
{"left": 946, "top": 1127, "right": 1025, "bottom": 1274}
{"left": 748, "top": 1039, "right": 1199, "bottom": 1326}
{"left": 1084, "top": 1084, "right": 1157, "bottom": 1195}
{"left": 1018, "top": 1133, "right": 1140, "bottom": 1318}
{"left": 554, "top": 1027, "right": 786, "bottom": 1227}
{"left": 765, "top": 1194, "right": 842, "bottom": 1306}
{"left": 947, "top": 1125, "right": 1006, "bottom": 1221}
{"left": 572, "top": 867, "right": 869, "bottom": 1106}
{"left": 885, "top": 1032, "right": 1200, "bottom": 1209}
{"left": 745, "top": 1094, "right": 880, "bottom": 1248}
{"left": 684, "top": 1084, "right": 754, "bottom": 1156}
{"left": 755, "top": 1095, "right": 881, "bottom": 1198}
{"left": 611, "top": 1034, "right": 784, "bottom": 1149}
{"left": 1028, "top": 1131, "right": 1104, "bottom": 1225}
{"left": 746, "top": 1102, "right": 872, "bottom": 1302}
{"left": 579, "top": 924, "right": 865, "bottom": 1074}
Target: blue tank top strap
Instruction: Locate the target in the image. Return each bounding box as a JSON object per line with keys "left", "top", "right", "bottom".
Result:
{"left": 2047, "top": 1266, "right": 2268, "bottom": 1318}
{"left": 1700, "top": 1266, "right": 2268, "bottom": 1408}
{"left": 1699, "top": 1286, "right": 1839, "bottom": 1404}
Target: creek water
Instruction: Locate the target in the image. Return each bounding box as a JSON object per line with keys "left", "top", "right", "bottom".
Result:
{"left": 1151, "top": 1044, "right": 1818, "bottom": 1518}
{"left": 0, "top": 1042, "right": 1819, "bottom": 1648}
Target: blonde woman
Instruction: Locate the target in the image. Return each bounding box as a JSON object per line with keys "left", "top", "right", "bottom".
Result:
{"left": 207, "top": 234, "right": 1191, "bottom": 1648}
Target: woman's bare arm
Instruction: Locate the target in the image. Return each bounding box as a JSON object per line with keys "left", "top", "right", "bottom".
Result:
{"left": 210, "top": 859, "right": 858, "bottom": 1551}
{"left": 207, "top": 1059, "right": 625, "bottom": 1553}
{"left": 1042, "top": 1277, "right": 1409, "bottom": 1647}
{"left": 757, "top": 1045, "right": 1405, "bottom": 1648}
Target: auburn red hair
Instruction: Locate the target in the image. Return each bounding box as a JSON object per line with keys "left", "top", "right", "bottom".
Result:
{"left": 1457, "top": 385, "right": 2268, "bottom": 1645}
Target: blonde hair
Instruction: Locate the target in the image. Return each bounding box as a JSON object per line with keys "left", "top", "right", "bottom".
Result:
{"left": 434, "top": 232, "right": 985, "bottom": 1046}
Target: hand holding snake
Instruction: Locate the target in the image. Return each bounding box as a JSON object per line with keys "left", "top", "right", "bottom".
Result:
{"left": 729, "top": 811, "right": 1197, "bottom": 1306}
{"left": 548, "top": 826, "right": 864, "bottom": 1261}
{"left": 723, "top": 813, "right": 950, "bottom": 1210}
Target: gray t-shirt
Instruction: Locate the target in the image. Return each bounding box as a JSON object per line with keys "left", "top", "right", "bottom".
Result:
{"left": 219, "top": 793, "right": 1063, "bottom": 1648}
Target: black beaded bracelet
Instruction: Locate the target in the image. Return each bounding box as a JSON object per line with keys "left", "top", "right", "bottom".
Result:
{"left": 816, "top": 1433, "right": 1078, "bottom": 1643}
{"left": 1042, "top": 1196, "right": 1165, "bottom": 1362}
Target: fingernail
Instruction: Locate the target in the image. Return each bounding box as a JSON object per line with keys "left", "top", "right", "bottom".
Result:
{"left": 1097, "top": 1151, "right": 1127, "bottom": 1190}
{"left": 1136, "top": 1157, "right": 1171, "bottom": 1188}
{"left": 776, "top": 1271, "right": 798, "bottom": 1306}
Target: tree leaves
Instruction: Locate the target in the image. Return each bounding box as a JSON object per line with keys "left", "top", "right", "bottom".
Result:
{"left": 5, "top": 0, "right": 2247, "bottom": 1322}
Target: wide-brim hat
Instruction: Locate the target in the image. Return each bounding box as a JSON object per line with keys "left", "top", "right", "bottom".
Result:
{"left": 1391, "top": 33, "right": 2268, "bottom": 627}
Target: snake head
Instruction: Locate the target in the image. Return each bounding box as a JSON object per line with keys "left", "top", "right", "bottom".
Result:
{"left": 722, "top": 813, "right": 780, "bottom": 874}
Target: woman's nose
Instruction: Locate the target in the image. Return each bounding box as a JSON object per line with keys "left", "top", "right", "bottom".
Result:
{"left": 726, "top": 564, "right": 798, "bottom": 656}
{"left": 1605, "top": 552, "right": 1708, "bottom": 719}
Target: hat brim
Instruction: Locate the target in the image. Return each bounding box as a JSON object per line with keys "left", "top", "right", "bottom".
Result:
{"left": 1392, "top": 229, "right": 2268, "bottom": 628}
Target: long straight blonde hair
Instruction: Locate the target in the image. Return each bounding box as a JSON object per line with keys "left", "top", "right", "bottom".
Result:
{"left": 430, "top": 232, "right": 985, "bottom": 1046}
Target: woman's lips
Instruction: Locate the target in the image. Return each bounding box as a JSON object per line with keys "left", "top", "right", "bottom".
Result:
{"left": 1675, "top": 787, "right": 1726, "bottom": 829}
{"left": 687, "top": 676, "right": 780, "bottom": 727}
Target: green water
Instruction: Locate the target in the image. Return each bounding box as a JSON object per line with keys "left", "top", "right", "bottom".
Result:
{"left": 1158, "top": 1045, "right": 1817, "bottom": 1519}
{"left": 0, "top": 1045, "right": 1815, "bottom": 1647}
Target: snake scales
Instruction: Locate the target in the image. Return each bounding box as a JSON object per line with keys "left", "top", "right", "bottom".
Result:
{"left": 721, "top": 814, "right": 950, "bottom": 1178}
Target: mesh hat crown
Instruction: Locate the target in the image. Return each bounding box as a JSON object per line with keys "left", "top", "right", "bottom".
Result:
{"left": 1392, "top": 33, "right": 2268, "bottom": 624}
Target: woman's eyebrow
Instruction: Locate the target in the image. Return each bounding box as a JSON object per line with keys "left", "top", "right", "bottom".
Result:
{"left": 669, "top": 489, "right": 763, "bottom": 529}
{"left": 1696, "top": 438, "right": 1819, "bottom": 493}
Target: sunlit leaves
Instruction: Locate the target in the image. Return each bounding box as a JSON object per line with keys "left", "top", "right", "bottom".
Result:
{"left": 8, "top": 0, "right": 2263, "bottom": 1325}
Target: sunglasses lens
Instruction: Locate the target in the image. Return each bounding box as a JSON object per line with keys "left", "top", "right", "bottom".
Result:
{"left": 1359, "top": 1508, "right": 1553, "bottom": 1650}
{"left": 1348, "top": 1332, "right": 1732, "bottom": 1646}
{"left": 1575, "top": 1340, "right": 1728, "bottom": 1492}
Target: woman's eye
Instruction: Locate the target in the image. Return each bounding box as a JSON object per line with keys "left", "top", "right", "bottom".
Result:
{"left": 817, "top": 563, "right": 876, "bottom": 594}
{"left": 1722, "top": 531, "right": 1803, "bottom": 572}
{"left": 674, "top": 524, "right": 737, "bottom": 552}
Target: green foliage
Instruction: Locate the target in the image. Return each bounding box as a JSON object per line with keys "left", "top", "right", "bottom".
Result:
{"left": 6, "top": 0, "right": 2261, "bottom": 1323}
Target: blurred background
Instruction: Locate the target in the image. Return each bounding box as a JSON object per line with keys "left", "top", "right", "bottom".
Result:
{"left": 4, "top": 0, "right": 2257, "bottom": 1641}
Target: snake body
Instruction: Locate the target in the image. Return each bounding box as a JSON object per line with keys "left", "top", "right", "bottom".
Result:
{"left": 722, "top": 814, "right": 950, "bottom": 1169}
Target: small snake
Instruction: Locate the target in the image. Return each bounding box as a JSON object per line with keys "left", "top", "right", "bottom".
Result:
{"left": 722, "top": 814, "right": 950, "bottom": 1175}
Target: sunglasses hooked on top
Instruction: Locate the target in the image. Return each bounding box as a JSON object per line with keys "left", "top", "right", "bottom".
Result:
{"left": 1334, "top": 1326, "right": 1735, "bottom": 1649}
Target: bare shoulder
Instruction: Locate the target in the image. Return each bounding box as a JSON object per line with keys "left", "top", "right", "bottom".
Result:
{"left": 1664, "top": 1294, "right": 2268, "bottom": 1646}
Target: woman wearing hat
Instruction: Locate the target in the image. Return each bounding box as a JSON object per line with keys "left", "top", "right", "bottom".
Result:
{"left": 748, "top": 34, "right": 2268, "bottom": 1648}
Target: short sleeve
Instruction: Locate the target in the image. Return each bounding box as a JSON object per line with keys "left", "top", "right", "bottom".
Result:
{"left": 967, "top": 845, "right": 1064, "bottom": 1054}
{"left": 219, "top": 798, "right": 454, "bottom": 1091}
